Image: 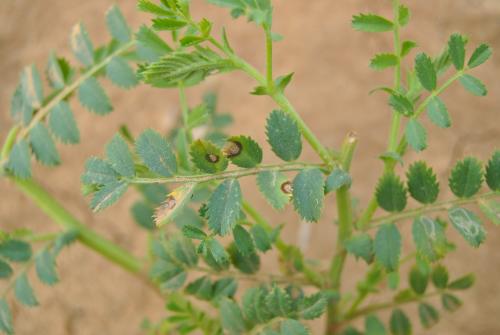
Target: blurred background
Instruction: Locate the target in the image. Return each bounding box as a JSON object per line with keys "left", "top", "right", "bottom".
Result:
{"left": 1, "top": 0, "right": 499, "bottom": 334}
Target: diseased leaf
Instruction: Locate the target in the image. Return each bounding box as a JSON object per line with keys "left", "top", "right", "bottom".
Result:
{"left": 70, "top": 23, "right": 94, "bottom": 67}
{"left": 374, "top": 223, "right": 401, "bottom": 272}
{"left": 370, "top": 53, "right": 398, "bottom": 70}
{"left": 345, "top": 233, "right": 373, "bottom": 264}
{"left": 106, "top": 134, "right": 135, "bottom": 177}
{"left": 448, "top": 207, "right": 486, "bottom": 247}
{"left": 415, "top": 53, "right": 437, "bottom": 91}
{"left": 426, "top": 96, "right": 451, "bottom": 128}
{"left": 14, "top": 272, "right": 38, "bottom": 307}
{"left": 49, "top": 101, "right": 80, "bottom": 144}
{"left": 81, "top": 157, "right": 119, "bottom": 185}
{"left": 106, "top": 57, "right": 138, "bottom": 88}
{"left": 418, "top": 303, "right": 439, "bottom": 329}
{"left": 136, "top": 129, "right": 177, "bottom": 177}
{"left": 90, "top": 181, "right": 128, "bottom": 212}
{"left": 154, "top": 183, "right": 196, "bottom": 227}
{"left": 406, "top": 161, "right": 439, "bottom": 204}
{"left": 390, "top": 309, "right": 411, "bottom": 335}
{"left": 207, "top": 179, "right": 242, "bottom": 236}
{"left": 292, "top": 168, "right": 325, "bottom": 222}
{"left": 468, "top": 44, "right": 492, "bottom": 68}
{"left": 78, "top": 77, "right": 113, "bottom": 115}
{"left": 224, "top": 136, "right": 262, "bottom": 168}
{"left": 459, "top": 74, "right": 487, "bottom": 96}
{"left": 190, "top": 139, "right": 228, "bottom": 173}
{"left": 448, "top": 157, "right": 483, "bottom": 198}
{"left": 485, "top": 151, "right": 500, "bottom": 191}
{"left": 46, "top": 53, "right": 72, "bottom": 90}
{"left": 266, "top": 110, "right": 302, "bottom": 161}
{"left": 448, "top": 33, "right": 465, "bottom": 70}
{"left": 7, "top": 139, "right": 32, "bottom": 179}
{"left": 35, "top": 249, "right": 58, "bottom": 285}
{"left": 0, "top": 240, "right": 32, "bottom": 262}
{"left": 352, "top": 14, "right": 393, "bottom": 32}
{"left": 406, "top": 118, "right": 427, "bottom": 152}
{"left": 106, "top": 5, "right": 131, "bottom": 43}
{"left": 412, "top": 216, "right": 447, "bottom": 262}
{"left": 257, "top": 170, "right": 291, "bottom": 210}
{"left": 376, "top": 173, "right": 407, "bottom": 213}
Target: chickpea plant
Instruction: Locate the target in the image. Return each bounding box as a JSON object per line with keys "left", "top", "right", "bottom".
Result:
{"left": 0, "top": 0, "right": 499, "bottom": 334}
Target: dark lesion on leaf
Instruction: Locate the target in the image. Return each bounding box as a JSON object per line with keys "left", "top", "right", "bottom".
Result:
{"left": 281, "top": 181, "right": 293, "bottom": 195}
{"left": 223, "top": 140, "right": 242, "bottom": 158}
{"left": 154, "top": 195, "right": 177, "bottom": 225}
{"left": 205, "top": 153, "right": 220, "bottom": 163}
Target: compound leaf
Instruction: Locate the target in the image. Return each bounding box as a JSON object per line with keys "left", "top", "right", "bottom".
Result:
{"left": 448, "top": 207, "right": 486, "bottom": 247}
{"left": 78, "top": 77, "right": 113, "bottom": 115}
{"left": 106, "top": 5, "right": 131, "bottom": 43}
{"left": 376, "top": 173, "right": 407, "bottom": 212}
{"left": 448, "top": 157, "right": 483, "bottom": 198}
{"left": 14, "top": 272, "right": 38, "bottom": 307}
{"left": 35, "top": 249, "right": 58, "bottom": 285}
{"left": 412, "top": 216, "right": 447, "bottom": 262}
{"left": 406, "top": 118, "right": 427, "bottom": 152}
{"left": 30, "top": 122, "right": 60, "bottom": 166}
{"left": 390, "top": 309, "right": 411, "bottom": 335}
{"left": 257, "top": 170, "right": 291, "bottom": 210}
{"left": 418, "top": 303, "right": 439, "bottom": 329}
{"left": 406, "top": 161, "right": 439, "bottom": 204}
{"left": 90, "top": 181, "right": 128, "bottom": 212}
{"left": 415, "top": 53, "right": 437, "bottom": 91}
{"left": 485, "top": 151, "right": 500, "bottom": 191}
{"left": 448, "top": 33, "right": 465, "bottom": 70}
{"left": 49, "top": 101, "right": 80, "bottom": 144}
{"left": 7, "top": 139, "right": 32, "bottom": 179}
{"left": 136, "top": 129, "right": 177, "bottom": 177}
{"left": 70, "top": 23, "right": 94, "bottom": 67}
{"left": 266, "top": 110, "right": 302, "bottom": 161}
{"left": 459, "top": 74, "right": 487, "bottom": 96}
{"left": 468, "top": 44, "right": 492, "bottom": 68}
{"left": 106, "top": 56, "right": 138, "bottom": 89}
{"left": 190, "top": 139, "right": 228, "bottom": 173}
{"left": 370, "top": 53, "right": 398, "bottom": 70}
{"left": 292, "top": 168, "right": 325, "bottom": 222}
{"left": 106, "top": 134, "right": 135, "bottom": 177}
{"left": 224, "top": 136, "right": 262, "bottom": 168}
{"left": 374, "top": 223, "right": 401, "bottom": 272}
{"left": 0, "top": 240, "right": 32, "bottom": 263}
{"left": 352, "top": 14, "right": 393, "bottom": 32}
{"left": 207, "top": 179, "right": 242, "bottom": 236}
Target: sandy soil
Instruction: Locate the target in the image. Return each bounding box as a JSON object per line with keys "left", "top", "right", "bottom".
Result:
{"left": 0, "top": 0, "right": 499, "bottom": 334}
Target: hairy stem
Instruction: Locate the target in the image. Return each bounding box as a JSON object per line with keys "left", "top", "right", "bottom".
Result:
{"left": 265, "top": 26, "right": 274, "bottom": 90}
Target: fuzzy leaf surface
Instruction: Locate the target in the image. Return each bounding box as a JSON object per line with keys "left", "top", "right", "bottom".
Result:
{"left": 257, "top": 170, "right": 291, "bottom": 210}
{"left": 426, "top": 96, "right": 451, "bottom": 128}
{"left": 485, "top": 151, "right": 500, "bottom": 191}
{"left": 459, "top": 74, "right": 487, "bottom": 96}
{"left": 412, "top": 216, "right": 447, "bottom": 262}
{"left": 190, "top": 140, "right": 228, "bottom": 173}
{"left": 35, "top": 249, "right": 59, "bottom": 285}
{"left": 81, "top": 157, "right": 119, "bottom": 185}
{"left": 0, "top": 240, "right": 32, "bottom": 262}
{"left": 415, "top": 53, "right": 437, "bottom": 91}
{"left": 106, "top": 134, "right": 135, "bottom": 177}
{"left": 390, "top": 309, "right": 411, "bottom": 335}
{"left": 406, "top": 161, "right": 439, "bottom": 204}
{"left": 70, "top": 23, "right": 94, "bottom": 67}
{"left": 448, "top": 157, "right": 483, "bottom": 198}
{"left": 49, "top": 101, "right": 80, "bottom": 144}
{"left": 30, "top": 123, "right": 60, "bottom": 166}
{"left": 376, "top": 173, "right": 407, "bottom": 212}
{"left": 292, "top": 168, "right": 325, "bottom": 222}
{"left": 136, "top": 129, "right": 177, "bottom": 177}
{"left": 225, "top": 135, "right": 262, "bottom": 168}
{"left": 418, "top": 303, "right": 439, "bottom": 329}
{"left": 374, "top": 223, "right": 401, "bottom": 272}
{"left": 266, "top": 110, "right": 302, "bottom": 161}
{"left": 78, "top": 77, "right": 113, "bottom": 115}
{"left": 448, "top": 33, "right": 465, "bottom": 70}
{"left": 106, "top": 5, "right": 131, "bottom": 43}
{"left": 448, "top": 207, "right": 486, "bottom": 247}
{"left": 106, "top": 57, "right": 138, "bottom": 88}
{"left": 406, "top": 118, "right": 427, "bottom": 152}
{"left": 14, "top": 272, "right": 38, "bottom": 307}
{"left": 468, "top": 44, "right": 492, "bottom": 68}
{"left": 207, "top": 179, "right": 242, "bottom": 236}
{"left": 90, "top": 181, "right": 128, "bottom": 212}
{"left": 7, "top": 140, "right": 31, "bottom": 179}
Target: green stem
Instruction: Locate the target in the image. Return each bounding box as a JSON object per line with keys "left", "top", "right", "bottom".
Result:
{"left": 12, "top": 177, "right": 143, "bottom": 274}
{"left": 265, "top": 26, "right": 274, "bottom": 90}
{"left": 0, "top": 126, "right": 20, "bottom": 162}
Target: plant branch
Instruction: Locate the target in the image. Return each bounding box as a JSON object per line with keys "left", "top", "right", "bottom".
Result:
{"left": 264, "top": 26, "right": 274, "bottom": 90}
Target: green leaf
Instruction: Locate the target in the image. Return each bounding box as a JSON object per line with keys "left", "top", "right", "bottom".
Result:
{"left": 365, "top": 315, "right": 387, "bottom": 335}
{"left": 190, "top": 139, "right": 228, "bottom": 173}
{"left": 78, "top": 77, "right": 113, "bottom": 115}
{"left": 374, "top": 223, "right": 401, "bottom": 272}
{"left": 345, "top": 233, "right": 373, "bottom": 264}
{"left": 46, "top": 53, "right": 72, "bottom": 90}
{"left": 0, "top": 299, "right": 13, "bottom": 335}
{"left": 478, "top": 199, "right": 500, "bottom": 226}
{"left": 401, "top": 41, "right": 417, "bottom": 57}
{"left": 29, "top": 122, "right": 60, "bottom": 166}
{"left": 243, "top": 287, "right": 272, "bottom": 324}
{"left": 186, "top": 103, "right": 209, "bottom": 129}
{"left": 370, "top": 54, "right": 398, "bottom": 70}
{"left": 140, "top": 49, "right": 235, "bottom": 88}
{"left": 137, "top": 0, "right": 174, "bottom": 16}
{"left": 213, "top": 277, "right": 237, "bottom": 300}
{"left": 389, "top": 93, "right": 414, "bottom": 116}
{"left": 224, "top": 136, "right": 262, "bottom": 168}
{"left": 21, "top": 65, "right": 44, "bottom": 109}
{"left": 106, "top": 57, "right": 138, "bottom": 89}
{"left": 468, "top": 44, "right": 492, "bottom": 68}
{"left": 220, "top": 298, "right": 247, "bottom": 335}
{"left": 448, "top": 274, "right": 475, "bottom": 290}
{"left": 325, "top": 168, "right": 352, "bottom": 193}
{"left": 182, "top": 225, "right": 207, "bottom": 240}
{"left": 448, "top": 33, "right": 466, "bottom": 70}
{"left": 257, "top": 170, "right": 291, "bottom": 210}
{"left": 405, "top": 118, "right": 427, "bottom": 152}
{"left": 388, "top": 272, "right": 400, "bottom": 291}
{"left": 0, "top": 240, "right": 32, "bottom": 262}
{"left": 185, "top": 276, "right": 213, "bottom": 301}
{"left": 7, "top": 139, "right": 32, "bottom": 179}
{"left": 251, "top": 224, "right": 273, "bottom": 252}
{"left": 441, "top": 293, "right": 462, "bottom": 312}
{"left": 431, "top": 265, "right": 449, "bottom": 289}
{"left": 292, "top": 168, "right": 325, "bottom": 222}
{"left": 426, "top": 96, "right": 451, "bottom": 128}
{"left": 90, "top": 181, "right": 128, "bottom": 212}
{"left": 448, "top": 207, "right": 486, "bottom": 247}
{"left": 154, "top": 183, "right": 196, "bottom": 227}
{"left": 459, "top": 74, "right": 487, "bottom": 96}
{"left": 415, "top": 53, "right": 437, "bottom": 91}
{"left": 485, "top": 151, "right": 500, "bottom": 191}
{"left": 389, "top": 309, "right": 411, "bottom": 335}
{"left": 131, "top": 201, "right": 155, "bottom": 230}
{"left": 207, "top": 179, "right": 242, "bottom": 236}
{"left": 35, "top": 249, "right": 58, "bottom": 285}
{"left": 352, "top": 14, "right": 393, "bottom": 32}
{"left": 49, "top": 101, "right": 80, "bottom": 144}
{"left": 106, "top": 134, "right": 135, "bottom": 177}
{"left": 298, "top": 292, "right": 327, "bottom": 320}
{"left": 10, "top": 83, "right": 33, "bottom": 125}
{"left": 14, "top": 272, "right": 38, "bottom": 307}
{"left": 106, "top": 5, "right": 131, "bottom": 43}
{"left": 398, "top": 5, "right": 410, "bottom": 26}
{"left": 70, "top": 23, "right": 94, "bottom": 67}
{"left": 376, "top": 173, "right": 407, "bottom": 212}
{"left": 233, "top": 225, "right": 255, "bottom": 256}
{"left": 409, "top": 266, "right": 429, "bottom": 295}
{"left": 135, "top": 25, "right": 172, "bottom": 62}
{"left": 168, "top": 236, "right": 198, "bottom": 267}
{"left": 152, "top": 17, "right": 188, "bottom": 31}
{"left": 266, "top": 110, "right": 302, "bottom": 161}
{"left": 228, "top": 243, "right": 260, "bottom": 274}
{"left": 207, "top": 0, "right": 272, "bottom": 26}
{"left": 275, "top": 73, "right": 294, "bottom": 92}
{"left": 342, "top": 327, "right": 363, "bottom": 335}
{"left": 406, "top": 161, "right": 439, "bottom": 204}
{"left": 136, "top": 129, "right": 177, "bottom": 177}
{"left": 280, "top": 319, "right": 309, "bottom": 335}
{"left": 266, "top": 286, "right": 293, "bottom": 317}
{"left": 81, "top": 157, "right": 119, "bottom": 185}
{"left": 448, "top": 157, "right": 483, "bottom": 198}
{"left": 0, "top": 260, "right": 13, "bottom": 279}
{"left": 412, "top": 216, "right": 447, "bottom": 262}
{"left": 418, "top": 303, "right": 439, "bottom": 328}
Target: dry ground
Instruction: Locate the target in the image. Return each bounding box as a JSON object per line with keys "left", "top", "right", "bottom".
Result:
{"left": 0, "top": 0, "right": 499, "bottom": 334}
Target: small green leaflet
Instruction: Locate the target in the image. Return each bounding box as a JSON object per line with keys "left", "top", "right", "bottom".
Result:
{"left": 232, "top": 225, "right": 255, "bottom": 256}
{"left": 0, "top": 239, "right": 32, "bottom": 262}
{"left": 478, "top": 199, "right": 500, "bottom": 225}
{"left": 81, "top": 157, "right": 119, "bottom": 185}
{"left": 190, "top": 139, "right": 228, "bottom": 173}
{"left": 448, "top": 157, "right": 483, "bottom": 198}
{"left": 21, "top": 65, "right": 44, "bottom": 109}
{"left": 389, "top": 93, "right": 413, "bottom": 116}
{"left": 7, "top": 139, "right": 32, "bottom": 179}
{"left": 352, "top": 14, "right": 393, "bottom": 32}
{"left": 485, "top": 150, "right": 500, "bottom": 191}
{"left": 0, "top": 299, "right": 13, "bottom": 335}
{"left": 265, "top": 286, "right": 293, "bottom": 317}
{"left": 298, "top": 293, "right": 326, "bottom": 320}
{"left": 29, "top": 122, "right": 61, "bottom": 166}
{"left": 415, "top": 53, "right": 437, "bottom": 91}
{"left": 78, "top": 77, "right": 113, "bottom": 115}
{"left": 398, "top": 5, "right": 410, "bottom": 26}
{"left": 409, "top": 266, "right": 429, "bottom": 295}
{"left": 459, "top": 74, "right": 487, "bottom": 96}
{"left": 365, "top": 315, "right": 386, "bottom": 335}
{"left": 370, "top": 53, "right": 398, "bottom": 70}
{"left": 389, "top": 309, "right": 411, "bottom": 335}
{"left": 374, "top": 223, "right": 401, "bottom": 272}
{"left": 406, "top": 161, "right": 439, "bottom": 204}
{"left": 442, "top": 293, "right": 462, "bottom": 312}
{"left": 448, "top": 274, "right": 475, "bottom": 290}
{"left": 207, "top": 0, "right": 272, "bottom": 26}
{"left": 468, "top": 44, "right": 492, "bottom": 68}
{"left": 448, "top": 207, "right": 486, "bottom": 247}
{"left": 14, "top": 272, "right": 39, "bottom": 307}
{"left": 90, "top": 181, "right": 128, "bottom": 212}
{"left": 185, "top": 276, "right": 213, "bottom": 301}
{"left": 257, "top": 170, "right": 291, "bottom": 210}
{"left": 401, "top": 40, "right": 417, "bottom": 57}
{"left": 35, "top": 249, "right": 59, "bottom": 285}
{"left": 405, "top": 118, "right": 427, "bottom": 152}
{"left": 376, "top": 173, "right": 407, "bottom": 212}
{"left": 70, "top": 23, "right": 94, "bottom": 67}
{"left": 292, "top": 168, "right": 325, "bottom": 222}
{"left": 345, "top": 233, "right": 373, "bottom": 264}
{"left": 280, "top": 319, "right": 309, "bottom": 335}
{"left": 137, "top": 0, "right": 174, "bottom": 16}
{"left": 426, "top": 96, "right": 451, "bottom": 128}
{"left": 0, "top": 260, "right": 13, "bottom": 279}
{"left": 131, "top": 202, "right": 155, "bottom": 230}
{"left": 224, "top": 136, "right": 262, "bottom": 168}
{"left": 135, "top": 25, "right": 172, "bottom": 62}
{"left": 106, "top": 57, "right": 138, "bottom": 89}
{"left": 220, "top": 298, "right": 247, "bottom": 335}
{"left": 412, "top": 216, "right": 447, "bottom": 262}
{"left": 418, "top": 303, "right": 439, "bottom": 328}
{"left": 49, "top": 101, "right": 80, "bottom": 144}
{"left": 10, "top": 83, "right": 33, "bottom": 125}
{"left": 266, "top": 110, "right": 302, "bottom": 161}
{"left": 431, "top": 264, "right": 449, "bottom": 289}
{"left": 325, "top": 168, "right": 352, "bottom": 193}
{"left": 106, "top": 5, "right": 131, "bottom": 43}
{"left": 182, "top": 225, "right": 207, "bottom": 240}
{"left": 251, "top": 224, "right": 273, "bottom": 252}
{"left": 228, "top": 243, "right": 260, "bottom": 274}
{"left": 207, "top": 179, "right": 242, "bottom": 236}
{"left": 243, "top": 287, "right": 272, "bottom": 324}
{"left": 46, "top": 52, "right": 70, "bottom": 90}
{"left": 448, "top": 33, "right": 465, "bottom": 70}
{"left": 106, "top": 134, "right": 135, "bottom": 177}
{"left": 136, "top": 129, "right": 177, "bottom": 177}
{"left": 152, "top": 17, "right": 187, "bottom": 31}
